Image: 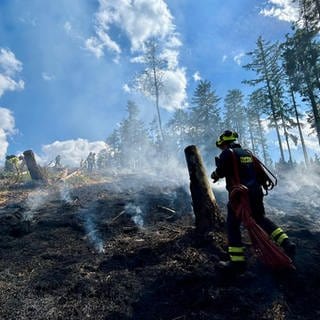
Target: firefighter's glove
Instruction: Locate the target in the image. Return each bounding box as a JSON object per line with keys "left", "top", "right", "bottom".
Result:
{"left": 211, "top": 171, "right": 219, "bottom": 183}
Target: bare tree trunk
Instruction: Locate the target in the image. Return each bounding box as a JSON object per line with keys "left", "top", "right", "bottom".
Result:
{"left": 248, "top": 121, "right": 257, "bottom": 155}
{"left": 184, "top": 145, "right": 223, "bottom": 233}
{"left": 259, "top": 40, "right": 285, "bottom": 162}
{"left": 290, "top": 86, "right": 309, "bottom": 166}
{"left": 23, "top": 150, "right": 47, "bottom": 183}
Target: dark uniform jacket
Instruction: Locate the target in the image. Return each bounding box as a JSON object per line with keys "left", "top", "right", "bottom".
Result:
{"left": 214, "top": 143, "right": 261, "bottom": 192}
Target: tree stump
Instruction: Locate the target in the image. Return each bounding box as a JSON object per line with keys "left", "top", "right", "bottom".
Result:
{"left": 184, "top": 145, "right": 223, "bottom": 233}
{"left": 23, "top": 150, "right": 47, "bottom": 183}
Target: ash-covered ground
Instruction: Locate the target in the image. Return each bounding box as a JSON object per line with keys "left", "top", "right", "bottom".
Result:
{"left": 0, "top": 172, "right": 320, "bottom": 320}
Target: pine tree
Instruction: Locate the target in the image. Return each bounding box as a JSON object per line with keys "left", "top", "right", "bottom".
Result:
{"left": 247, "top": 89, "right": 271, "bottom": 166}
{"left": 166, "top": 108, "right": 190, "bottom": 154}
{"left": 223, "top": 89, "right": 247, "bottom": 146}
{"left": 294, "top": 0, "right": 320, "bottom": 31}
{"left": 243, "top": 37, "right": 287, "bottom": 162}
{"left": 134, "top": 39, "right": 166, "bottom": 141}
{"left": 282, "top": 28, "right": 320, "bottom": 146}
{"left": 189, "top": 80, "right": 221, "bottom": 160}
{"left": 118, "top": 101, "right": 150, "bottom": 170}
{"left": 272, "top": 81, "right": 297, "bottom": 165}
{"left": 287, "top": 82, "right": 309, "bottom": 166}
{"left": 96, "top": 148, "right": 112, "bottom": 170}
{"left": 148, "top": 116, "right": 162, "bottom": 153}
{"left": 106, "top": 129, "right": 122, "bottom": 168}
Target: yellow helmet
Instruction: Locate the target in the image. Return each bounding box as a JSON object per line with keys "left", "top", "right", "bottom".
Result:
{"left": 216, "top": 130, "right": 238, "bottom": 147}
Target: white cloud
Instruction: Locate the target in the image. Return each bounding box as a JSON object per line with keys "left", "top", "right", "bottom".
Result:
{"left": 299, "top": 116, "right": 320, "bottom": 156}
{"left": 260, "top": 0, "right": 299, "bottom": 22}
{"left": 192, "top": 71, "right": 201, "bottom": 82}
{"left": 42, "top": 72, "right": 54, "bottom": 81}
{"left": 18, "top": 13, "right": 37, "bottom": 27}
{"left": 166, "top": 34, "right": 182, "bottom": 48}
{"left": 160, "top": 48, "right": 179, "bottom": 69}
{"left": 86, "top": 0, "right": 176, "bottom": 56}
{"left": 161, "top": 68, "right": 187, "bottom": 111}
{"left": 86, "top": 0, "right": 187, "bottom": 111}
{"left": 85, "top": 37, "right": 107, "bottom": 59}
{"left": 0, "top": 48, "right": 24, "bottom": 97}
{"left": 0, "top": 107, "right": 16, "bottom": 161}
{"left": 0, "top": 48, "right": 22, "bottom": 76}
{"left": 0, "top": 75, "right": 24, "bottom": 97}
{"left": 64, "top": 21, "right": 72, "bottom": 34}
{"left": 130, "top": 55, "right": 145, "bottom": 64}
{"left": 134, "top": 66, "right": 187, "bottom": 110}
{"left": 233, "top": 52, "right": 245, "bottom": 66}
{"left": 122, "top": 83, "right": 131, "bottom": 93}
{"left": 64, "top": 21, "right": 84, "bottom": 42}
{"left": 222, "top": 55, "right": 228, "bottom": 63}
{"left": 41, "top": 138, "right": 108, "bottom": 167}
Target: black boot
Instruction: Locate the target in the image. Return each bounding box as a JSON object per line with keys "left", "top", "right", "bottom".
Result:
{"left": 281, "top": 239, "right": 296, "bottom": 258}
{"left": 217, "top": 260, "right": 247, "bottom": 275}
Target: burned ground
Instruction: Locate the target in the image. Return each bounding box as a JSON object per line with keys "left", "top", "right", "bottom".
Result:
{"left": 0, "top": 174, "right": 319, "bottom": 320}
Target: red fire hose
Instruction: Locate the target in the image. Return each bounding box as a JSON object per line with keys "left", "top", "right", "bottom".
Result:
{"left": 230, "top": 184, "right": 294, "bottom": 270}
{"left": 229, "top": 151, "right": 295, "bottom": 270}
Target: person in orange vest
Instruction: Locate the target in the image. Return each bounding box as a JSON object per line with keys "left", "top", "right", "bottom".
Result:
{"left": 211, "top": 130, "right": 295, "bottom": 273}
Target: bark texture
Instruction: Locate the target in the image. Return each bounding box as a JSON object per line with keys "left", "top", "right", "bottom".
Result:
{"left": 23, "top": 150, "right": 47, "bottom": 183}
{"left": 184, "top": 145, "right": 223, "bottom": 233}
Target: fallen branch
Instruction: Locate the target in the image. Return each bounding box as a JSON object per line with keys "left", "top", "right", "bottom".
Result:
{"left": 171, "top": 315, "right": 186, "bottom": 320}
{"left": 157, "top": 205, "right": 176, "bottom": 214}
{"left": 111, "top": 210, "right": 125, "bottom": 222}
{"left": 61, "top": 169, "right": 81, "bottom": 181}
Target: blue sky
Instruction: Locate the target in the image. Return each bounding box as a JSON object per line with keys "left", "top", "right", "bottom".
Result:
{"left": 0, "top": 0, "right": 317, "bottom": 165}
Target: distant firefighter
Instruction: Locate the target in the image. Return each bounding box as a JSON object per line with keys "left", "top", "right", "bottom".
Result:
{"left": 86, "top": 152, "right": 96, "bottom": 172}
{"left": 5, "top": 155, "right": 20, "bottom": 173}
{"left": 18, "top": 155, "right": 26, "bottom": 172}
{"left": 54, "top": 155, "right": 62, "bottom": 169}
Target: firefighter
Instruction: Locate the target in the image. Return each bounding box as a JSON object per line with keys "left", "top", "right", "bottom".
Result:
{"left": 211, "top": 130, "right": 296, "bottom": 273}
{"left": 18, "top": 155, "right": 26, "bottom": 173}
{"left": 86, "top": 152, "right": 96, "bottom": 173}
{"left": 5, "top": 155, "right": 20, "bottom": 173}
{"left": 54, "top": 155, "right": 62, "bottom": 169}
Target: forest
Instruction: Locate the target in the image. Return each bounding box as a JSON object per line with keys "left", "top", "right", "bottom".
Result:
{"left": 96, "top": 2, "right": 320, "bottom": 173}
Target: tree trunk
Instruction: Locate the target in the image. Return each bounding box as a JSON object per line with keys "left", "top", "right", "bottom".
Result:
{"left": 258, "top": 117, "right": 269, "bottom": 166}
{"left": 280, "top": 111, "right": 293, "bottom": 164}
{"left": 306, "top": 85, "right": 320, "bottom": 146}
{"left": 248, "top": 121, "right": 256, "bottom": 155}
{"left": 259, "top": 40, "right": 285, "bottom": 162}
{"left": 184, "top": 145, "right": 223, "bottom": 233}
{"left": 23, "top": 150, "right": 47, "bottom": 183}
{"left": 290, "top": 87, "right": 309, "bottom": 166}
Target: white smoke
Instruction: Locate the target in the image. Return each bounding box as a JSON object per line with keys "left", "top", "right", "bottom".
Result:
{"left": 23, "top": 190, "right": 50, "bottom": 221}
{"left": 58, "top": 181, "right": 72, "bottom": 203}
{"left": 79, "top": 204, "right": 105, "bottom": 254}
{"left": 276, "top": 166, "right": 320, "bottom": 208}
{"left": 0, "top": 107, "right": 16, "bottom": 162}
{"left": 83, "top": 214, "right": 105, "bottom": 253}
{"left": 261, "top": 164, "right": 320, "bottom": 231}
{"left": 125, "top": 203, "right": 144, "bottom": 228}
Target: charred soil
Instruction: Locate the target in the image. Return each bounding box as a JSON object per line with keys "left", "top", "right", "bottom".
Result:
{"left": 0, "top": 174, "right": 319, "bottom": 320}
